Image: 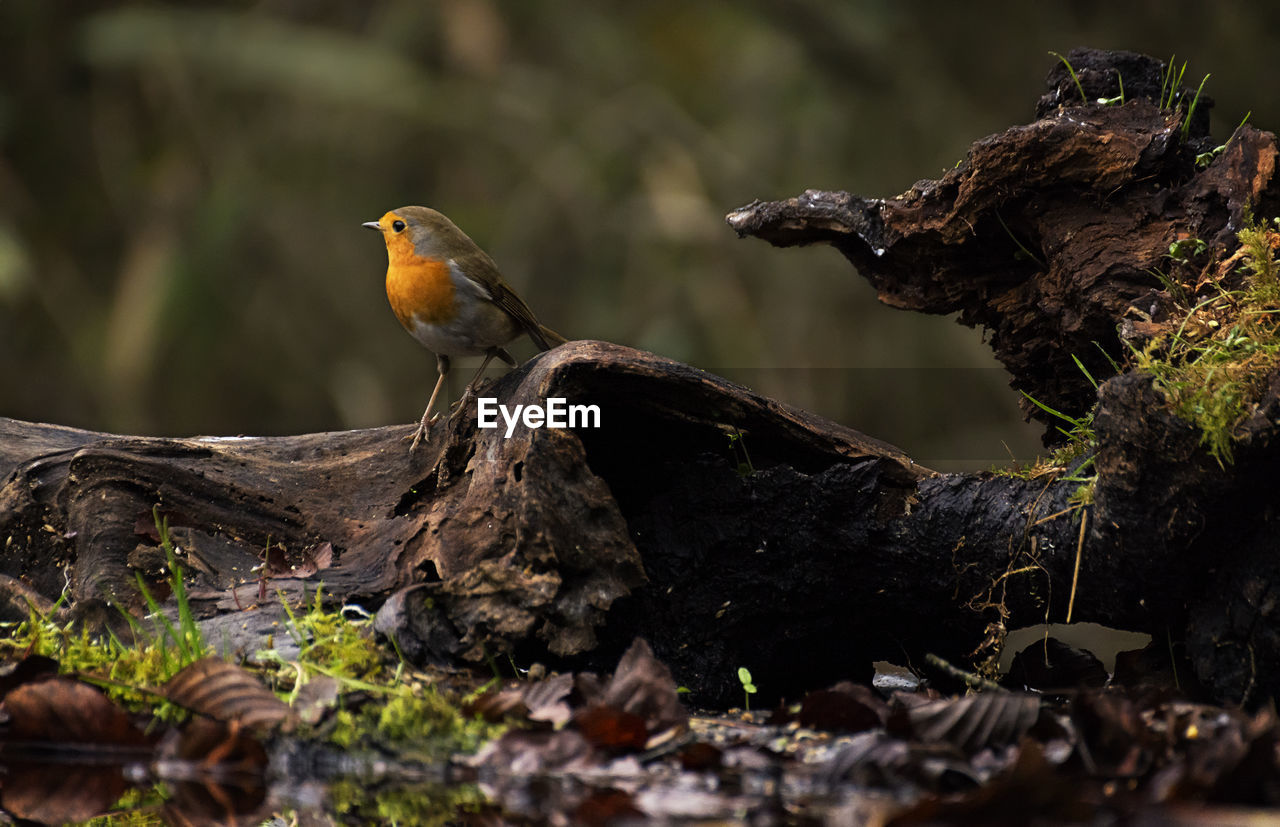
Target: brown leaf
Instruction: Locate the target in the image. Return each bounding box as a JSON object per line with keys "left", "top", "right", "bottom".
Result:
{"left": 901, "top": 691, "right": 1042, "bottom": 755}
{"left": 163, "top": 658, "right": 294, "bottom": 732}
{"left": 0, "top": 677, "right": 151, "bottom": 748}
{"left": 0, "top": 654, "right": 60, "bottom": 701}
{"left": 574, "top": 672, "right": 604, "bottom": 704}
{"left": 524, "top": 672, "right": 575, "bottom": 726}
{"left": 133, "top": 508, "right": 191, "bottom": 543}
{"left": 0, "top": 764, "right": 129, "bottom": 824}
{"left": 475, "top": 728, "right": 597, "bottom": 774}
{"left": 798, "top": 681, "right": 888, "bottom": 733}
{"left": 598, "top": 638, "right": 686, "bottom": 734}
{"left": 150, "top": 719, "right": 270, "bottom": 823}
{"left": 573, "top": 704, "right": 649, "bottom": 752}
{"left": 287, "top": 541, "right": 334, "bottom": 579}
{"left": 263, "top": 541, "right": 291, "bottom": 575}
{"left": 158, "top": 716, "right": 269, "bottom": 773}
{"left": 821, "top": 730, "right": 981, "bottom": 793}
{"left": 573, "top": 788, "right": 645, "bottom": 826}
{"left": 1070, "top": 690, "right": 1154, "bottom": 776}
{"left": 466, "top": 672, "right": 574, "bottom": 727}
{"left": 133, "top": 511, "right": 165, "bottom": 543}
{"left": 0, "top": 676, "right": 153, "bottom": 823}
{"left": 465, "top": 683, "right": 529, "bottom": 723}
{"left": 677, "top": 741, "right": 722, "bottom": 770}
{"left": 161, "top": 777, "right": 269, "bottom": 827}
{"left": 890, "top": 740, "right": 1098, "bottom": 824}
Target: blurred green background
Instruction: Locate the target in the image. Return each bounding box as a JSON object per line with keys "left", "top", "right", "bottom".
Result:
{"left": 1, "top": 1, "right": 1275, "bottom": 470}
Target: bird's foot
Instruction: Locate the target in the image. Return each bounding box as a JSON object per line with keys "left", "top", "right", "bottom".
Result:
{"left": 406, "top": 414, "right": 441, "bottom": 452}
{"left": 460, "top": 378, "right": 492, "bottom": 404}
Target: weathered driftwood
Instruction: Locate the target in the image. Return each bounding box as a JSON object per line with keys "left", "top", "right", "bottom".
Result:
{"left": 3, "top": 49, "right": 1280, "bottom": 706}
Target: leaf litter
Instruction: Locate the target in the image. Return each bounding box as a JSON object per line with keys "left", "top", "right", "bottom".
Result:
{"left": 3, "top": 634, "right": 1280, "bottom": 822}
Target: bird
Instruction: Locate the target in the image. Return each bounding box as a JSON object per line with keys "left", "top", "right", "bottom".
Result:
{"left": 363, "top": 206, "right": 566, "bottom": 451}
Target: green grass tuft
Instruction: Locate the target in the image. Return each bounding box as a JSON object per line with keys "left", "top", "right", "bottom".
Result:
{"left": 1049, "top": 51, "right": 1087, "bottom": 105}
{"left": 1133, "top": 216, "right": 1280, "bottom": 466}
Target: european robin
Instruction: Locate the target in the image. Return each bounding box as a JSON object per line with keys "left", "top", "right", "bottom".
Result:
{"left": 363, "top": 206, "right": 566, "bottom": 451}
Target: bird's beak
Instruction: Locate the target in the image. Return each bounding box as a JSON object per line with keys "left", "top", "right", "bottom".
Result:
{"left": 361, "top": 221, "right": 382, "bottom": 231}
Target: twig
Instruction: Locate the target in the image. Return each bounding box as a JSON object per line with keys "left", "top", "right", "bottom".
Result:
{"left": 924, "top": 653, "right": 1004, "bottom": 692}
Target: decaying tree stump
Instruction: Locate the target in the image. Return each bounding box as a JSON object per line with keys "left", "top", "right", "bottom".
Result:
{"left": 726, "top": 48, "right": 1280, "bottom": 705}
{"left": 3, "top": 49, "right": 1279, "bottom": 706}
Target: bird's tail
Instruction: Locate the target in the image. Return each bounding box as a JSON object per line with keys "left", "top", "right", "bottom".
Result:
{"left": 530, "top": 324, "right": 568, "bottom": 351}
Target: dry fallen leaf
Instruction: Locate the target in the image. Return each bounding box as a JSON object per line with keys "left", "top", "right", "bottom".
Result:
{"left": 0, "top": 676, "right": 156, "bottom": 824}
{"left": 163, "top": 657, "right": 294, "bottom": 732}
{"left": 900, "top": 691, "right": 1042, "bottom": 755}
{"left": 573, "top": 704, "right": 649, "bottom": 752}
{"left": 798, "top": 681, "right": 889, "bottom": 733}
{"left": 598, "top": 638, "right": 687, "bottom": 735}
{"left": 1, "top": 677, "right": 151, "bottom": 748}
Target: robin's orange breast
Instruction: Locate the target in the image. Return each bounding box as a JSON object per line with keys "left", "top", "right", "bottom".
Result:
{"left": 385, "top": 254, "right": 457, "bottom": 329}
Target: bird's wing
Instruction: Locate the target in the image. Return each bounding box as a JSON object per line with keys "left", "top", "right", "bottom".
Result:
{"left": 452, "top": 251, "right": 558, "bottom": 350}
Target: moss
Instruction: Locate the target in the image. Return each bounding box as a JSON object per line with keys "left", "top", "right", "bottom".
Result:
{"left": 0, "top": 607, "right": 192, "bottom": 714}
{"left": 0, "top": 511, "right": 507, "bottom": 824}
{"left": 326, "top": 777, "right": 487, "bottom": 826}
{"left": 279, "top": 586, "right": 383, "bottom": 683}
{"left": 82, "top": 788, "right": 168, "bottom": 826}
{"left": 1134, "top": 218, "right": 1280, "bottom": 466}
{"left": 0, "top": 509, "right": 212, "bottom": 713}
{"left": 999, "top": 217, "right": 1280, "bottom": 475}
{"left": 327, "top": 707, "right": 361, "bottom": 749}
{"left": 322, "top": 685, "right": 502, "bottom": 759}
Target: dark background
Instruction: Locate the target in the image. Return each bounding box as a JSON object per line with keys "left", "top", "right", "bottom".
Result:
{"left": 2, "top": 1, "right": 1275, "bottom": 470}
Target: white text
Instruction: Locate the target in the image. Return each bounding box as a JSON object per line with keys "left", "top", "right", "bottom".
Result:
{"left": 476, "top": 397, "right": 602, "bottom": 438}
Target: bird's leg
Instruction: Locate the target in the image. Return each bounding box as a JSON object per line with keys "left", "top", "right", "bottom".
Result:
{"left": 409, "top": 354, "right": 450, "bottom": 452}
{"left": 459, "top": 351, "right": 498, "bottom": 407}
{"left": 460, "top": 347, "right": 515, "bottom": 401}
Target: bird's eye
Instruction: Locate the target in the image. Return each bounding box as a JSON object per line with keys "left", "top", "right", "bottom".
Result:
{"left": 392, "top": 220, "right": 406, "bottom": 233}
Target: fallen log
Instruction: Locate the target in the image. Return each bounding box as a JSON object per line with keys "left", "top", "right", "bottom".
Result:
{"left": 3, "top": 48, "right": 1279, "bottom": 707}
